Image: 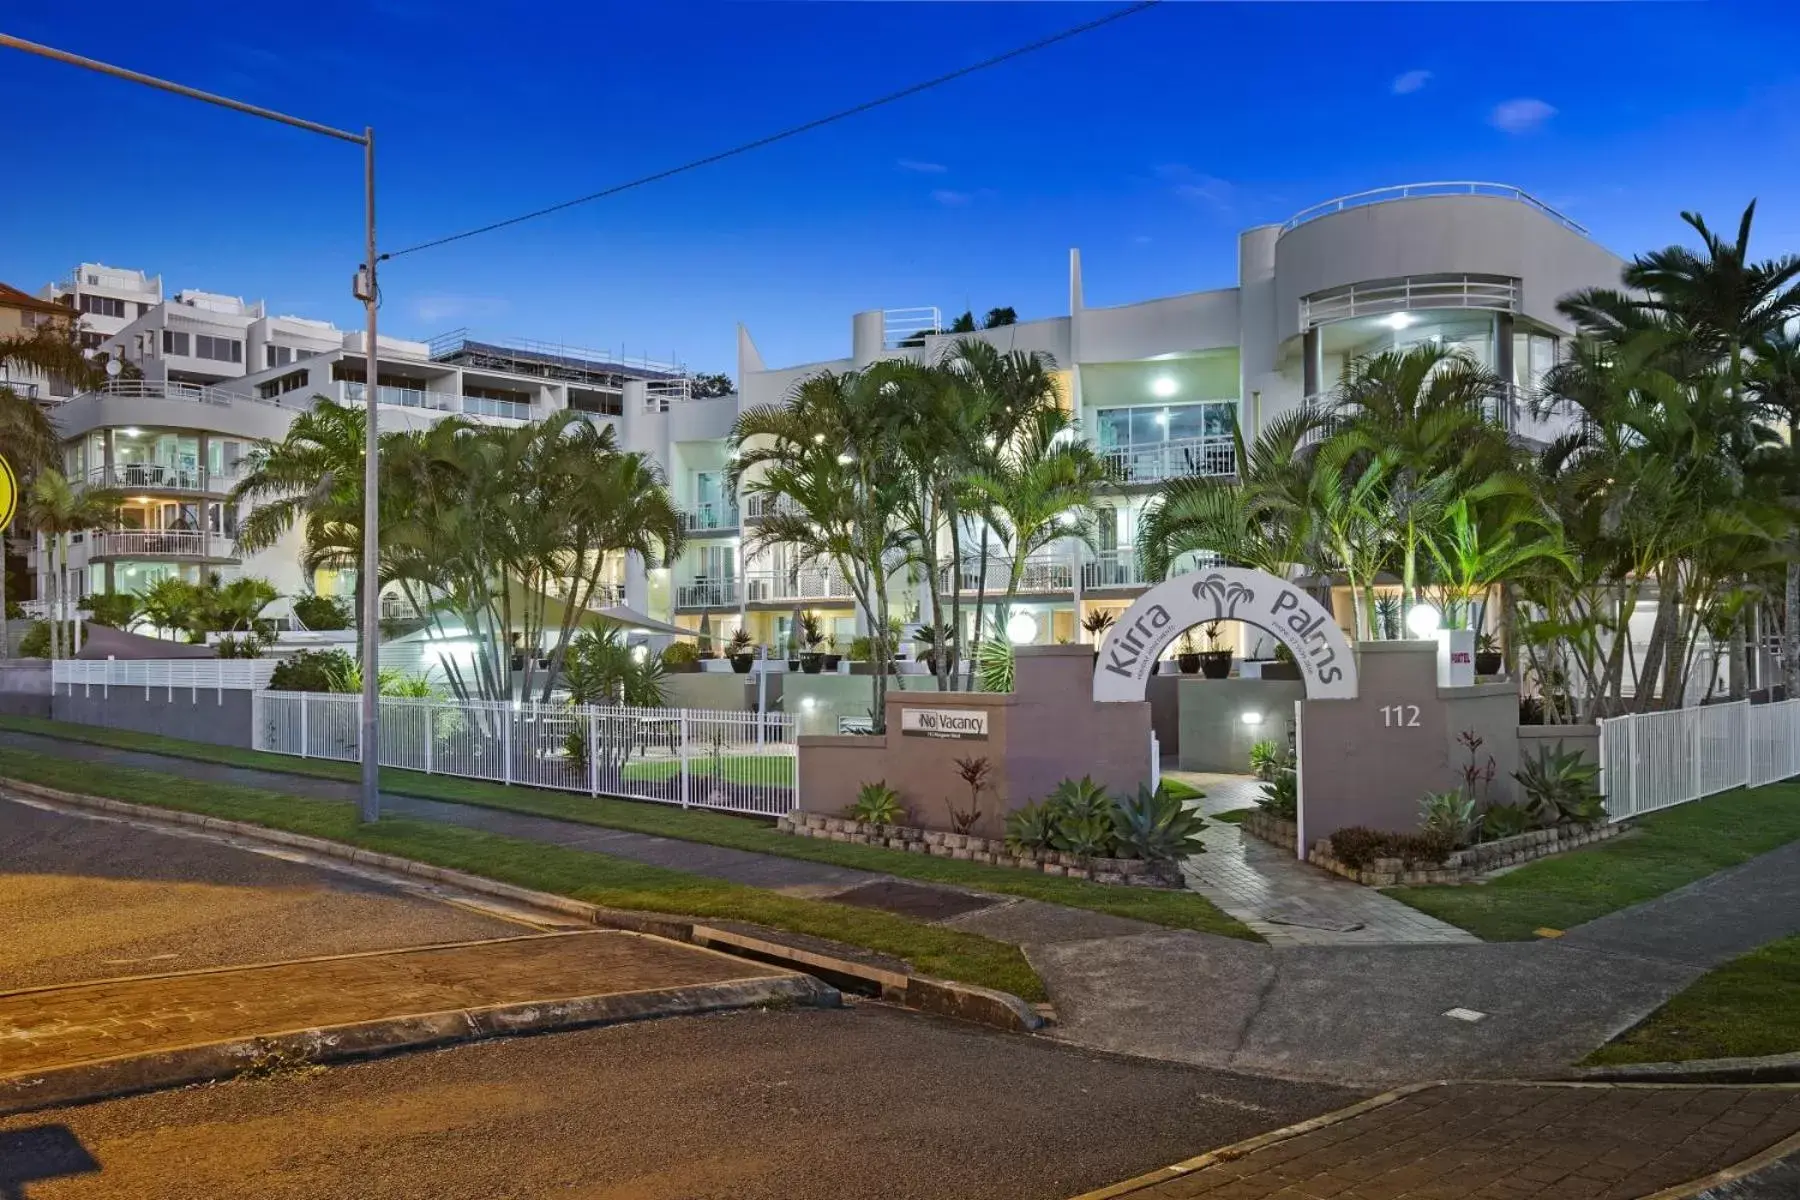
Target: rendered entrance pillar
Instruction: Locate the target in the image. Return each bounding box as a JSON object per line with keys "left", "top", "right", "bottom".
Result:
{"left": 1302, "top": 326, "right": 1321, "bottom": 398}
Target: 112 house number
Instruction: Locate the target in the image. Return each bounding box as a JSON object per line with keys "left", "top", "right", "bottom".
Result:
{"left": 1380, "top": 704, "right": 1421, "bottom": 728}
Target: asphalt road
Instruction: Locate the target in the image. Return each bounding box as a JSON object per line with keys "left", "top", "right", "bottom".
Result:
{"left": 0, "top": 1005, "right": 1358, "bottom": 1200}
{"left": 0, "top": 793, "right": 523, "bottom": 990}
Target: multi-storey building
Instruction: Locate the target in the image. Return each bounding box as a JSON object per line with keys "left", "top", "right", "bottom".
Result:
{"left": 27, "top": 182, "right": 1629, "bottom": 652}
{"left": 0, "top": 281, "right": 79, "bottom": 401}
{"left": 42, "top": 263, "right": 164, "bottom": 349}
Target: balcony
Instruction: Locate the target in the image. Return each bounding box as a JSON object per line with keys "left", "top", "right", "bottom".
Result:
{"left": 343, "top": 382, "right": 460, "bottom": 413}
{"left": 1101, "top": 436, "right": 1236, "bottom": 485}
{"left": 682, "top": 503, "right": 740, "bottom": 533}
{"left": 743, "top": 494, "right": 803, "bottom": 523}
{"left": 675, "top": 580, "right": 739, "bottom": 609}
{"left": 942, "top": 554, "right": 1073, "bottom": 594}
{"left": 1279, "top": 183, "right": 1587, "bottom": 237}
{"left": 0, "top": 380, "right": 40, "bottom": 400}
{"left": 81, "top": 379, "right": 277, "bottom": 408}
{"left": 87, "top": 463, "right": 238, "bottom": 494}
{"left": 1299, "top": 384, "right": 1523, "bottom": 441}
{"left": 461, "top": 394, "right": 533, "bottom": 421}
{"left": 1082, "top": 551, "right": 1143, "bottom": 590}
{"left": 744, "top": 568, "right": 851, "bottom": 603}
{"left": 88, "top": 530, "right": 236, "bottom": 560}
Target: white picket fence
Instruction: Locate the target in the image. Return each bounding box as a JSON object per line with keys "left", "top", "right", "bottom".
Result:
{"left": 250, "top": 690, "right": 798, "bottom": 817}
{"left": 53, "top": 658, "right": 279, "bottom": 694}
{"left": 1597, "top": 699, "right": 1800, "bottom": 821}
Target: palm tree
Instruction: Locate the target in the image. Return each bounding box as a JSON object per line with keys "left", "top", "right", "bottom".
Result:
{"left": 1749, "top": 328, "right": 1800, "bottom": 695}
{"left": 23, "top": 471, "right": 124, "bottom": 659}
{"left": 731, "top": 368, "right": 910, "bottom": 730}
{"left": 967, "top": 404, "right": 1112, "bottom": 635}
{"left": 137, "top": 576, "right": 206, "bottom": 642}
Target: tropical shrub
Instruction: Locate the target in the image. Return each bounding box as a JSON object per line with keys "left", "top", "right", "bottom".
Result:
{"left": 84, "top": 592, "right": 139, "bottom": 630}
{"left": 974, "top": 630, "right": 1014, "bottom": 693}
{"left": 214, "top": 633, "right": 269, "bottom": 659}
{"left": 948, "top": 755, "right": 990, "bottom": 835}
{"left": 846, "top": 635, "right": 874, "bottom": 662}
{"left": 1248, "top": 739, "right": 1286, "bottom": 781}
{"left": 268, "top": 648, "right": 356, "bottom": 693}
{"left": 1044, "top": 775, "right": 1111, "bottom": 824}
{"left": 661, "top": 641, "right": 700, "bottom": 667}
{"left": 1112, "top": 783, "right": 1208, "bottom": 863}
{"left": 291, "top": 593, "right": 350, "bottom": 631}
{"left": 1513, "top": 742, "right": 1604, "bottom": 825}
{"left": 1479, "top": 802, "right": 1534, "bottom": 840}
{"left": 848, "top": 780, "right": 906, "bottom": 827}
{"left": 1256, "top": 766, "right": 1298, "bottom": 821}
{"left": 564, "top": 621, "right": 668, "bottom": 708}
{"left": 1419, "top": 789, "right": 1478, "bottom": 848}
{"left": 1054, "top": 810, "right": 1119, "bottom": 859}
{"left": 1328, "top": 826, "right": 1455, "bottom": 870}
{"left": 727, "top": 627, "right": 755, "bottom": 659}
{"left": 1004, "top": 800, "right": 1059, "bottom": 854}
{"left": 18, "top": 621, "right": 74, "bottom": 659}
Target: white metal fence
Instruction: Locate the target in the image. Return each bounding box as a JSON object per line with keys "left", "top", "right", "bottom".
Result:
{"left": 1597, "top": 699, "right": 1800, "bottom": 821}
{"left": 54, "top": 658, "right": 278, "bottom": 694}
{"left": 251, "top": 690, "right": 798, "bottom": 817}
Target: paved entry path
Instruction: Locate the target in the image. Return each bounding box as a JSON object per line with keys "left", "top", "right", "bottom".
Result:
{"left": 1086, "top": 1081, "right": 1800, "bottom": 1200}
{"left": 1166, "top": 771, "right": 1476, "bottom": 946}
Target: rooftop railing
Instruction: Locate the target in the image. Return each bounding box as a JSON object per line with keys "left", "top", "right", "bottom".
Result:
{"left": 1280, "top": 183, "right": 1588, "bottom": 237}
{"left": 76, "top": 379, "right": 279, "bottom": 408}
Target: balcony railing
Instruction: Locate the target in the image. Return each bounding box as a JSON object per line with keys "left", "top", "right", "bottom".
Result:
{"left": 1279, "top": 183, "right": 1588, "bottom": 236}
{"left": 1101, "top": 436, "right": 1237, "bottom": 484}
{"left": 744, "top": 494, "right": 803, "bottom": 523}
{"left": 80, "top": 379, "right": 277, "bottom": 408}
{"left": 0, "top": 380, "right": 40, "bottom": 399}
{"left": 88, "top": 530, "right": 232, "bottom": 559}
{"left": 344, "top": 382, "right": 460, "bottom": 412}
{"left": 461, "top": 394, "right": 533, "bottom": 421}
{"left": 1300, "top": 384, "right": 1522, "bottom": 440}
{"left": 1082, "top": 551, "right": 1143, "bottom": 590}
{"left": 744, "top": 568, "right": 851, "bottom": 602}
{"left": 682, "top": 503, "right": 740, "bottom": 533}
{"left": 676, "top": 580, "right": 739, "bottom": 609}
{"left": 89, "top": 464, "right": 214, "bottom": 492}
{"left": 942, "top": 554, "right": 1073, "bottom": 594}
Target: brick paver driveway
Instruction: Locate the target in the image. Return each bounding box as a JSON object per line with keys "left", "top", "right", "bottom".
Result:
{"left": 1086, "top": 1081, "right": 1800, "bottom": 1200}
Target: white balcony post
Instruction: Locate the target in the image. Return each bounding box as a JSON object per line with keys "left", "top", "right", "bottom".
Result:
{"left": 678, "top": 710, "right": 691, "bottom": 809}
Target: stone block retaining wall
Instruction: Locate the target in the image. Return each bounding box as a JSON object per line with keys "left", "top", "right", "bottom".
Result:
{"left": 1307, "top": 820, "right": 1623, "bottom": 886}
{"left": 777, "top": 811, "right": 1184, "bottom": 888}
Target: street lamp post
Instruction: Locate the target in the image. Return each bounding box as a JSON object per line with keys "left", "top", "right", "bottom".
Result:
{"left": 1, "top": 32, "right": 384, "bottom": 821}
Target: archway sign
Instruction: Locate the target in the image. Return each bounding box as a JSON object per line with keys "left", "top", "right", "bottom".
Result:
{"left": 1093, "top": 567, "right": 1358, "bottom": 702}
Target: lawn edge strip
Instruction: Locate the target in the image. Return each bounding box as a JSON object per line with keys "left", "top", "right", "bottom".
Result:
{"left": 1561, "top": 1051, "right": 1800, "bottom": 1086}
{"left": 0, "top": 776, "right": 1044, "bottom": 1036}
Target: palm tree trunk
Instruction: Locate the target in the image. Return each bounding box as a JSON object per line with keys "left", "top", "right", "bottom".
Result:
{"left": 946, "top": 507, "right": 963, "bottom": 690}
{"left": 1785, "top": 562, "right": 1799, "bottom": 700}
{"left": 971, "top": 526, "right": 991, "bottom": 678}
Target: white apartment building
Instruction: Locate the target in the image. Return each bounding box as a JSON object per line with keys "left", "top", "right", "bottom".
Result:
{"left": 656, "top": 182, "right": 1627, "bottom": 651}
{"left": 28, "top": 182, "right": 1628, "bottom": 652}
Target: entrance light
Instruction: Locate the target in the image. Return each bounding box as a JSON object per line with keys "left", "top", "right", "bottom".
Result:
{"left": 1240, "top": 710, "right": 1263, "bottom": 726}
{"left": 1006, "top": 612, "right": 1038, "bottom": 645}
{"left": 1151, "top": 376, "right": 1178, "bottom": 398}
{"left": 1382, "top": 312, "right": 1416, "bottom": 331}
{"left": 1406, "top": 604, "right": 1441, "bottom": 638}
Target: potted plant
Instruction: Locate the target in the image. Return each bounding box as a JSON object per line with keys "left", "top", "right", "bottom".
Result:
{"left": 1475, "top": 631, "right": 1504, "bottom": 677}
{"left": 913, "top": 623, "right": 953, "bottom": 674}
{"left": 847, "top": 634, "right": 875, "bottom": 676}
{"left": 1261, "top": 641, "right": 1302, "bottom": 680}
{"left": 1081, "top": 608, "right": 1116, "bottom": 662}
{"left": 1176, "top": 629, "right": 1201, "bottom": 675}
{"left": 661, "top": 642, "right": 701, "bottom": 674}
{"left": 1197, "top": 620, "right": 1233, "bottom": 679}
{"left": 785, "top": 608, "right": 803, "bottom": 671}
{"left": 799, "top": 612, "right": 825, "bottom": 674}
{"left": 727, "top": 627, "right": 755, "bottom": 674}
{"left": 821, "top": 637, "right": 842, "bottom": 673}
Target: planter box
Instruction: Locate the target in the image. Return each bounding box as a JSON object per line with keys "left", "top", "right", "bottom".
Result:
{"left": 775, "top": 813, "right": 1184, "bottom": 889}
{"left": 1307, "top": 819, "right": 1623, "bottom": 886}
{"left": 1237, "top": 810, "right": 1298, "bottom": 851}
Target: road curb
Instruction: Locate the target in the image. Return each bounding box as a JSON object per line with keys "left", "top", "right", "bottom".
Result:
{"left": 0, "top": 777, "right": 1043, "bottom": 1036}
{"left": 1563, "top": 1051, "right": 1800, "bottom": 1085}
{"left": 1065, "top": 1082, "right": 1444, "bottom": 1199}
{"left": 0, "top": 973, "right": 835, "bottom": 1119}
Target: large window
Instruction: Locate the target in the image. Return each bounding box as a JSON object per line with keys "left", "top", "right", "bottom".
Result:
{"left": 1094, "top": 401, "right": 1235, "bottom": 450}
{"left": 79, "top": 294, "right": 126, "bottom": 319}
{"left": 161, "top": 330, "right": 189, "bottom": 356}
{"left": 266, "top": 345, "right": 293, "bottom": 368}
{"left": 194, "top": 334, "right": 242, "bottom": 363}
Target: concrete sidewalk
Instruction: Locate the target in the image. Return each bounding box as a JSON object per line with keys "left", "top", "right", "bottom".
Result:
{"left": 0, "top": 930, "right": 830, "bottom": 1111}
{"left": 1080, "top": 1081, "right": 1800, "bottom": 1200}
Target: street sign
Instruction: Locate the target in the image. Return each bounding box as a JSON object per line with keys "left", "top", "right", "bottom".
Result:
{"left": 0, "top": 453, "right": 16, "bottom": 532}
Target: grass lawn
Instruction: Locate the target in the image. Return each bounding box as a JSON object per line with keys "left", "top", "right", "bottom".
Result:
{"left": 1388, "top": 783, "right": 1800, "bottom": 941}
{"left": 1585, "top": 933, "right": 1800, "bottom": 1065}
{"left": 1159, "top": 778, "right": 1203, "bottom": 802}
{"left": 1209, "top": 808, "right": 1255, "bottom": 824}
{"left": 621, "top": 756, "right": 795, "bottom": 786}
{"left": 0, "top": 744, "right": 1044, "bottom": 1001}
{"left": 0, "top": 716, "right": 1256, "bottom": 940}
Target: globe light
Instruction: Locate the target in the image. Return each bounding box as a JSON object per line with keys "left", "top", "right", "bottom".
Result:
{"left": 1006, "top": 612, "right": 1039, "bottom": 645}
{"left": 1240, "top": 710, "right": 1263, "bottom": 726}
{"left": 1406, "top": 604, "right": 1441, "bottom": 638}
{"left": 1151, "top": 376, "right": 1178, "bottom": 398}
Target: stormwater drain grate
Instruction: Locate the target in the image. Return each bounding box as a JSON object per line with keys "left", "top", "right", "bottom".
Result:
{"left": 828, "top": 880, "right": 1000, "bottom": 921}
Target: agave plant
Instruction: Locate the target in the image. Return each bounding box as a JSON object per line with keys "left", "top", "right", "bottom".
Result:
{"left": 1053, "top": 811, "right": 1119, "bottom": 859}
{"left": 1112, "top": 783, "right": 1208, "bottom": 863}
{"left": 1044, "top": 775, "right": 1111, "bottom": 823}
{"left": 1418, "top": 789, "right": 1478, "bottom": 848}
{"left": 848, "top": 780, "right": 907, "bottom": 827}
{"left": 1004, "top": 800, "right": 1059, "bottom": 854}
{"left": 1256, "top": 768, "right": 1298, "bottom": 821}
{"left": 1248, "top": 739, "right": 1286, "bottom": 782}
{"left": 1513, "top": 743, "right": 1604, "bottom": 825}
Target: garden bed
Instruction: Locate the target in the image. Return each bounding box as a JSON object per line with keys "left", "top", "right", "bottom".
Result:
{"left": 1309, "top": 820, "right": 1621, "bottom": 886}
{"left": 777, "top": 811, "right": 1185, "bottom": 888}
{"left": 1234, "top": 810, "right": 1297, "bottom": 850}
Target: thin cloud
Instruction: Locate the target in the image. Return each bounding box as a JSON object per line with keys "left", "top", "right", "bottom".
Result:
{"left": 931, "top": 189, "right": 972, "bottom": 207}
{"left": 898, "top": 158, "right": 948, "bottom": 174}
{"left": 1490, "top": 98, "right": 1556, "bottom": 134}
{"left": 1154, "top": 164, "right": 1235, "bottom": 212}
{"left": 412, "top": 292, "right": 508, "bottom": 324}
{"left": 1132, "top": 235, "right": 1154, "bottom": 246}
{"left": 1391, "top": 69, "right": 1432, "bottom": 95}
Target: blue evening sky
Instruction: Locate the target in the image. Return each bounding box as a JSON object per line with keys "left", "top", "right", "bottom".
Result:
{"left": 4, "top": 2, "right": 1799, "bottom": 376}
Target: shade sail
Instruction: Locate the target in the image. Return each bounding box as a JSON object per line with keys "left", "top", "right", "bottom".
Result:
{"left": 76, "top": 624, "right": 217, "bottom": 660}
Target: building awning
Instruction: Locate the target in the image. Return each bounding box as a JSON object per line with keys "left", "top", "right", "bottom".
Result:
{"left": 593, "top": 605, "right": 695, "bottom": 637}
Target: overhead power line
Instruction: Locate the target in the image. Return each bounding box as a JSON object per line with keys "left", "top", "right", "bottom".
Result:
{"left": 382, "top": 1, "right": 1159, "bottom": 260}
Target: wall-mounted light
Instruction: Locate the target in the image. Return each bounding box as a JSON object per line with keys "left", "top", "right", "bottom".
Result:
{"left": 630, "top": 645, "right": 649, "bottom": 664}
{"left": 801, "top": 696, "right": 817, "bottom": 712}
{"left": 1406, "top": 604, "right": 1441, "bottom": 638}
{"left": 1151, "top": 376, "right": 1178, "bottom": 398}
{"left": 1006, "top": 612, "right": 1039, "bottom": 645}
{"left": 1382, "top": 312, "right": 1416, "bottom": 331}
{"left": 1240, "top": 710, "right": 1263, "bottom": 726}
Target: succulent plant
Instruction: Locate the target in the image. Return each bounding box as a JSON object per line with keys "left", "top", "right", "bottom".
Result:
{"left": 1111, "top": 783, "right": 1208, "bottom": 863}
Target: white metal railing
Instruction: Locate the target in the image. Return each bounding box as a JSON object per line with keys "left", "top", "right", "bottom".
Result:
{"left": 89, "top": 463, "right": 206, "bottom": 491}
{"left": 78, "top": 379, "right": 278, "bottom": 408}
{"left": 344, "top": 382, "right": 460, "bottom": 412}
{"left": 744, "top": 568, "right": 851, "bottom": 602}
{"left": 643, "top": 378, "right": 693, "bottom": 412}
{"left": 676, "top": 580, "right": 739, "bottom": 609}
{"left": 743, "top": 494, "right": 803, "bottom": 522}
{"left": 883, "top": 306, "right": 943, "bottom": 349}
{"left": 461, "top": 394, "right": 533, "bottom": 421}
{"left": 1082, "top": 551, "right": 1142, "bottom": 590}
{"left": 0, "top": 380, "right": 40, "bottom": 399}
{"left": 1299, "top": 385, "right": 1522, "bottom": 439}
{"left": 1300, "top": 275, "right": 1520, "bottom": 328}
{"left": 88, "top": 530, "right": 226, "bottom": 558}
{"left": 1101, "top": 436, "right": 1237, "bottom": 484}
{"left": 1280, "top": 183, "right": 1588, "bottom": 236}
{"left": 682, "top": 503, "right": 740, "bottom": 532}
{"left": 54, "top": 658, "right": 278, "bottom": 693}
{"left": 1597, "top": 699, "right": 1800, "bottom": 822}
{"left": 252, "top": 691, "right": 797, "bottom": 818}
{"left": 942, "top": 554, "right": 1073, "bottom": 594}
